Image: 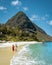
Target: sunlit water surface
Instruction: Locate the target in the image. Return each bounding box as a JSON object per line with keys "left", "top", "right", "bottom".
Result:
{"left": 10, "top": 42, "right": 52, "bottom": 65}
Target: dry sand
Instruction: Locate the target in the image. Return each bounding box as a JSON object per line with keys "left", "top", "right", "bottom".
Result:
{"left": 0, "top": 45, "right": 24, "bottom": 65}
{"left": 0, "top": 41, "right": 40, "bottom": 65}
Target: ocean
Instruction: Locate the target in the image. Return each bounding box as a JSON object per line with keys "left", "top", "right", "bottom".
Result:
{"left": 10, "top": 42, "right": 52, "bottom": 65}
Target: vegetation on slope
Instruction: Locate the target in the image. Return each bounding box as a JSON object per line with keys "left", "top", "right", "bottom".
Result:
{"left": 0, "top": 24, "right": 39, "bottom": 42}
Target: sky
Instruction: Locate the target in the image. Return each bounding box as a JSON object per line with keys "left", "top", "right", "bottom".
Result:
{"left": 0, "top": 0, "right": 52, "bottom": 36}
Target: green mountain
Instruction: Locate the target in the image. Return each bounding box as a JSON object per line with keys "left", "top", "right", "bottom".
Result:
{"left": 0, "top": 11, "right": 52, "bottom": 41}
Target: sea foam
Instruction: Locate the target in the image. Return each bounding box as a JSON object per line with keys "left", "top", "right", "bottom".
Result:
{"left": 10, "top": 44, "right": 45, "bottom": 65}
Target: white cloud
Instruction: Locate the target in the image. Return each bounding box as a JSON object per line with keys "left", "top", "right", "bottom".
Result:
{"left": 30, "top": 14, "right": 48, "bottom": 21}
{"left": 11, "top": 0, "right": 21, "bottom": 6}
{"left": 41, "top": 14, "right": 49, "bottom": 20}
{"left": 30, "top": 15, "right": 41, "bottom": 21}
{"left": 23, "top": 7, "right": 28, "bottom": 11}
{"left": 0, "top": 6, "right": 7, "bottom": 10}
{"left": 49, "top": 20, "right": 52, "bottom": 25}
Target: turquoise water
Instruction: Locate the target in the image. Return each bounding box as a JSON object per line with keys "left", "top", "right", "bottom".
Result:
{"left": 10, "top": 42, "right": 52, "bottom": 65}
{"left": 27, "top": 42, "right": 52, "bottom": 65}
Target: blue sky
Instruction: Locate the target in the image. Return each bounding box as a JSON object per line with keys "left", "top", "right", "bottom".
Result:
{"left": 0, "top": 0, "right": 52, "bottom": 36}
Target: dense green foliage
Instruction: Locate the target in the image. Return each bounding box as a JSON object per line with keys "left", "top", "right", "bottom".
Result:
{"left": 0, "top": 25, "right": 39, "bottom": 41}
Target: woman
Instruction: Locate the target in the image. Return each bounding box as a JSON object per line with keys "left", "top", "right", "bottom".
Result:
{"left": 12, "top": 44, "right": 15, "bottom": 52}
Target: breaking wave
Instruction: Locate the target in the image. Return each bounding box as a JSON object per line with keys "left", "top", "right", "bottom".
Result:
{"left": 10, "top": 44, "right": 46, "bottom": 65}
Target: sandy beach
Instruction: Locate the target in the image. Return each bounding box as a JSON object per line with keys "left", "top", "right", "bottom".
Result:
{"left": 0, "top": 41, "right": 41, "bottom": 65}
{"left": 0, "top": 45, "right": 24, "bottom": 65}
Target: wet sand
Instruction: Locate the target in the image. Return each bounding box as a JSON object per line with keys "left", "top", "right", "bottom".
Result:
{"left": 0, "top": 45, "right": 24, "bottom": 65}
{"left": 0, "top": 41, "right": 40, "bottom": 65}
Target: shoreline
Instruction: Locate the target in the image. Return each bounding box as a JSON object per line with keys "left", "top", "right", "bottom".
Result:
{"left": 0, "top": 41, "right": 42, "bottom": 48}
{"left": 0, "top": 41, "right": 42, "bottom": 65}
{"left": 0, "top": 44, "right": 25, "bottom": 65}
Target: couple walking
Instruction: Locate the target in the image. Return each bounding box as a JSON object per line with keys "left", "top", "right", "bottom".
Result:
{"left": 12, "top": 44, "right": 17, "bottom": 52}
